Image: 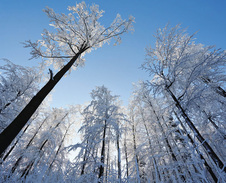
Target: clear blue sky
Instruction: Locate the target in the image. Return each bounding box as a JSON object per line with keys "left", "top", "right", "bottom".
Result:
{"left": 1, "top": 0, "right": 226, "bottom": 107}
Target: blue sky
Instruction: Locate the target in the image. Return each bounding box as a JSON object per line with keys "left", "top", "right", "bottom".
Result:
{"left": 1, "top": 0, "right": 226, "bottom": 107}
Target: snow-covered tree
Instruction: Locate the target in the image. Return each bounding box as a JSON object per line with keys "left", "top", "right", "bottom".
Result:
{"left": 141, "top": 24, "right": 226, "bottom": 179}
{"left": 0, "top": 106, "right": 79, "bottom": 182}
{"left": 69, "top": 86, "right": 125, "bottom": 183}
{"left": 0, "top": 59, "right": 40, "bottom": 133}
{"left": 0, "top": 1, "right": 134, "bottom": 156}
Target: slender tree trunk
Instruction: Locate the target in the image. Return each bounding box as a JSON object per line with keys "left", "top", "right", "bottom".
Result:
{"left": 0, "top": 47, "right": 87, "bottom": 156}
{"left": 105, "top": 132, "right": 110, "bottom": 182}
{"left": 117, "top": 133, "right": 122, "bottom": 183}
{"left": 81, "top": 140, "right": 89, "bottom": 175}
{"left": 131, "top": 122, "right": 140, "bottom": 183}
{"left": 98, "top": 120, "right": 107, "bottom": 182}
{"left": 166, "top": 87, "right": 225, "bottom": 172}
{"left": 174, "top": 111, "right": 218, "bottom": 183}
{"left": 124, "top": 135, "right": 129, "bottom": 180}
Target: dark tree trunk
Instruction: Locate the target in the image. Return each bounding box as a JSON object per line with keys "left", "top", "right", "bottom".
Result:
{"left": 0, "top": 47, "right": 86, "bottom": 156}
{"left": 98, "top": 120, "right": 107, "bottom": 182}
{"left": 81, "top": 139, "right": 89, "bottom": 175}
{"left": 166, "top": 87, "right": 225, "bottom": 172}
{"left": 2, "top": 122, "right": 30, "bottom": 161}
{"left": 131, "top": 122, "right": 141, "bottom": 183}
{"left": 117, "top": 133, "right": 122, "bottom": 183}
{"left": 10, "top": 116, "right": 48, "bottom": 173}
{"left": 124, "top": 135, "right": 129, "bottom": 179}
{"left": 105, "top": 130, "right": 111, "bottom": 182}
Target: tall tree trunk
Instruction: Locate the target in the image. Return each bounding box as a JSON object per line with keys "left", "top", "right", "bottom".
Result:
{"left": 105, "top": 133, "right": 110, "bottom": 182}
{"left": 166, "top": 87, "right": 225, "bottom": 172}
{"left": 131, "top": 122, "right": 140, "bottom": 183}
{"left": 124, "top": 134, "right": 129, "bottom": 179}
{"left": 81, "top": 139, "right": 89, "bottom": 175}
{"left": 117, "top": 132, "right": 122, "bottom": 183}
{"left": 98, "top": 120, "right": 107, "bottom": 182}
{"left": 2, "top": 122, "right": 30, "bottom": 161}
{"left": 0, "top": 47, "right": 87, "bottom": 156}
{"left": 1, "top": 113, "right": 39, "bottom": 161}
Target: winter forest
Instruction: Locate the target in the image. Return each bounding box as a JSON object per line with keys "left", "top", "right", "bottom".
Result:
{"left": 0, "top": 1, "right": 226, "bottom": 183}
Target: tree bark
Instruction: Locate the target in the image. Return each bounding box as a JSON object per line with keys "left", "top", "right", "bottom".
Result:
{"left": 98, "top": 120, "right": 107, "bottom": 182}
{"left": 124, "top": 134, "right": 129, "bottom": 179}
{"left": 131, "top": 122, "right": 141, "bottom": 183}
{"left": 0, "top": 47, "right": 86, "bottom": 156}
{"left": 117, "top": 133, "right": 122, "bottom": 183}
{"left": 2, "top": 122, "right": 30, "bottom": 161}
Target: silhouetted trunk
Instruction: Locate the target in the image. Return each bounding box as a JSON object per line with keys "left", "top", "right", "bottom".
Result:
{"left": 81, "top": 139, "right": 89, "bottom": 175}
{"left": 124, "top": 135, "right": 129, "bottom": 179}
{"left": 98, "top": 120, "right": 107, "bottom": 182}
{"left": 105, "top": 137, "right": 110, "bottom": 182}
{"left": 0, "top": 46, "right": 87, "bottom": 156}
{"left": 2, "top": 114, "right": 39, "bottom": 161}
{"left": 132, "top": 122, "right": 141, "bottom": 183}
{"left": 166, "top": 87, "right": 225, "bottom": 172}
{"left": 2, "top": 123, "right": 30, "bottom": 161}
{"left": 117, "top": 132, "right": 122, "bottom": 183}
